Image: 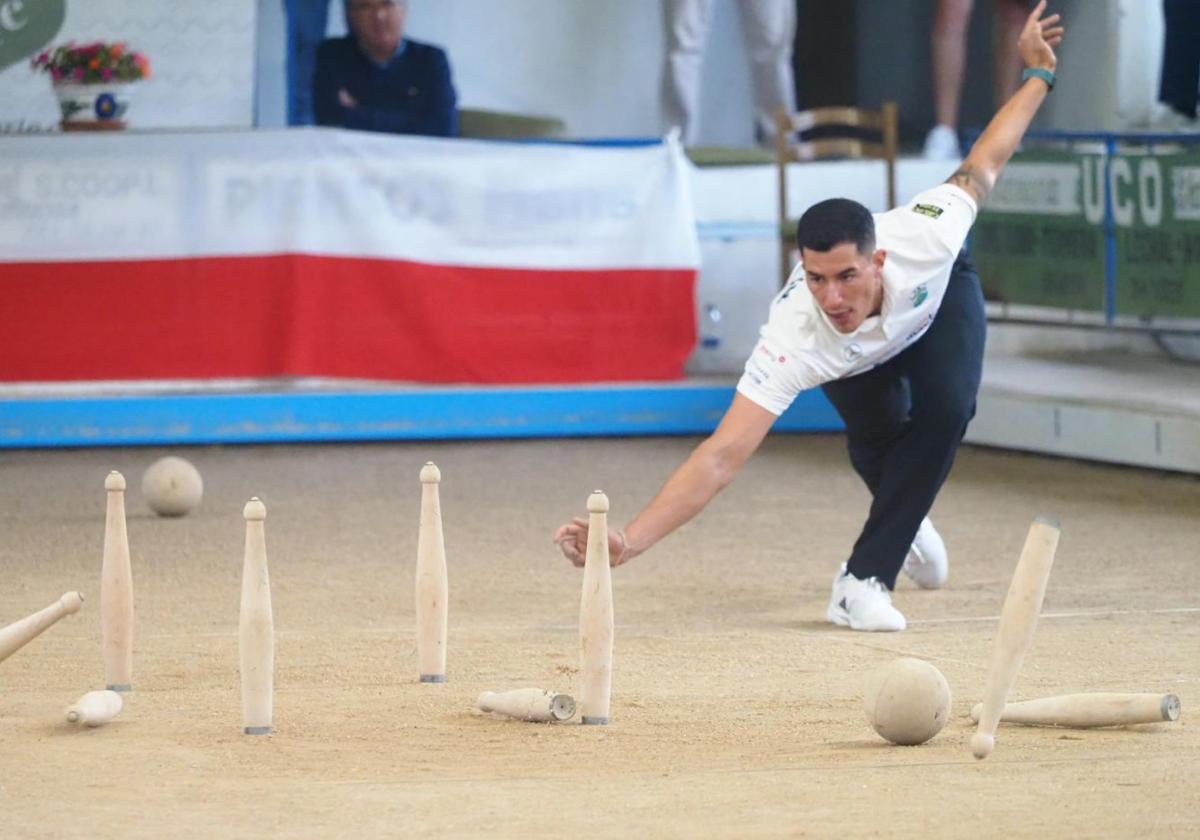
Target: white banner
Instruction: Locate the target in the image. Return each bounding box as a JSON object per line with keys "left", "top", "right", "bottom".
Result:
{"left": 0, "top": 128, "right": 700, "bottom": 270}
{"left": 987, "top": 162, "right": 1083, "bottom": 216}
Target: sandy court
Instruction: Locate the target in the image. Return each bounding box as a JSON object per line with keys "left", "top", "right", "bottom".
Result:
{"left": 1, "top": 435, "right": 1197, "bottom": 838}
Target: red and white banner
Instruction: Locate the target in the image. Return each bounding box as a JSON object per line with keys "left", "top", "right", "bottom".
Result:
{"left": 0, "top": 129, "right": 699, "bottom": 383}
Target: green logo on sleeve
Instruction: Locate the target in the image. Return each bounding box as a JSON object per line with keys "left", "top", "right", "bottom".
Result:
{"left": 911, "top": 284, "right": 928, "bottom": 307}
{"left": 913, "top": 203, "right": 944, "bottom": 219}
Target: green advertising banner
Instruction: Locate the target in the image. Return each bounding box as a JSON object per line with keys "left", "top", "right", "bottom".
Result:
{"left": 971, "top": 150, "right": 1107, "bottom": 312}
{"left": 1112, "top": 150, "right": 1200, "bottom": 319}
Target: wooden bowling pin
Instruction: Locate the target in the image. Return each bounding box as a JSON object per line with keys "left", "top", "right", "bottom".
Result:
{"left": 101, "top": 471, "right": 134, "bottom": 692}
{"left": 0, "top": 592, "right": 84, "bottom": 665}
{"left": 416, "top": 462, "right": 448, "bottom": 684}
{"left": 579, "top": 490, "right": 614, "bottom": 725}
{"left": 478, "top": 689, "right": 576, "bottom": 722}
{"left": 972, "top": 517, "right": 1061, "bottom": 760}
{"left": 65, "top": 689, "right": 124, "bottom": 727}
{"left": 239, "top": 497, "right": 274, "bottom": 735}
{"left": 969, "top": 693, "right": 1181, "bottom": 728}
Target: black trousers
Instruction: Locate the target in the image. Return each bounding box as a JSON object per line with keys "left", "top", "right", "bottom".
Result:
{"left": 820, "top": 249, "right": 986, "bottom": 589}
{"left": 1160, "top": 0, "right": 1200, "bottom": 119}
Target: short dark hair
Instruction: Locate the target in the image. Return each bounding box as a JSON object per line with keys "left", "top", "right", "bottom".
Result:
{"left": 795, "top": 198, "right": 875, "bottom": 255}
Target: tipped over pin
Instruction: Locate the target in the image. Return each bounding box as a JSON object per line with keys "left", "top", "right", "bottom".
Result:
{"left": 478, "top": 688, "right": 576, "bottom": 723}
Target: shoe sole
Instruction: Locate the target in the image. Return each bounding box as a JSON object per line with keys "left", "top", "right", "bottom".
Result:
{"left": 826, "top": 602, "right": 904, "bottom": 632}
{"left": 826, "top": 603, "right": 850, "bottom": 627}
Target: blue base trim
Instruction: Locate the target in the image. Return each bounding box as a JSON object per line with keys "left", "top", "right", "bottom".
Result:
{"left": 0, "top": 385, "right": 842, "bottom": 449}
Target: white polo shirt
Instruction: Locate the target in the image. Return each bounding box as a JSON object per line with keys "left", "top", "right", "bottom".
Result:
{"left": 737, "top": 183, "right": 978, "bottom": 416}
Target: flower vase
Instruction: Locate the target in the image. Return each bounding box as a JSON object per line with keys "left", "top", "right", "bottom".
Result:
{"left": 53, "top": 82, "right": 137, "bottom": 131}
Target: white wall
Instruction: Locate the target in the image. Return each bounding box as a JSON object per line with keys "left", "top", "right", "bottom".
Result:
{"left": 255, "top": 0, "right": 1170, "bottom": 139}
{"left": 1039, "top": 0, "right": 1165, "bottom": 132}
{"left": 0, "top": 0, "right": 257, "bottom": 131}
{"left": 4, "top": 1, "right": 1169, "bottom": 138}
{"left": 256, "top": 0, "right": 760, "bottom": 144}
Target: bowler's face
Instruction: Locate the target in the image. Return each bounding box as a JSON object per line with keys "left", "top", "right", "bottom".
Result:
{"left": 349, "top": 0, "right": 406, "bottom": 57}
{"left": 802, "top": 243, "right": 886, "bottom": 334}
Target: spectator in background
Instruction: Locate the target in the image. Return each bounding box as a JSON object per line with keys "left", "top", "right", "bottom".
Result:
{"left": 314, "top": 0, "right": 457, "bottom": 137}
{"left": 663, "top": 0, "right": 797, "bottom": 147}
{"left": 1155, "top": 0, "right": 1199, "bottom": 129}
{"left": 924, "top": 0, "right": 1029, "bottom": 159}
{"left": 284, "top": 0, "right": 332, "bottom": 125}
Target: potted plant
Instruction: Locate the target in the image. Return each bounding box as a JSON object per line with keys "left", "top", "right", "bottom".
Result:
{"left": 30, "top": 41, "right": 151, "bottom": 131}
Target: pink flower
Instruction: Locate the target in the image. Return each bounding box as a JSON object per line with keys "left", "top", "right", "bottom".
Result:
{"left": 101, "top": 68, "right": 113, "bottom": 81}
{"left": 73, "top": 67, "right": 84, "bottom": 80}
{"left": 50, "top": 67, "right": 63, "bottom": 81}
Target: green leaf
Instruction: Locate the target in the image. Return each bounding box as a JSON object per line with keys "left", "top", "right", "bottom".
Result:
{"left": 0, "top": 0, "right": 67, "bottom": 74}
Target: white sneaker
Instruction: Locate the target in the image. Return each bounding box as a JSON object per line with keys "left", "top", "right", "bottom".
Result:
{"left": 826, "top": 566, "right": 906, "bottom": 632}
{"left": 922, "top": 124, "right": 960, "bottom": 160}
{"left": 902, "top": 517, "right": 948, "bottom": 590}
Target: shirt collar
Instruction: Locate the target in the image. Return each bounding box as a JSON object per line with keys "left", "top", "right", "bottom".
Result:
{"left": 815, "top": 307, "right": 883, "bottom": 338}
{"left": 360, "top": 37, "right": 407, "bottom": 69}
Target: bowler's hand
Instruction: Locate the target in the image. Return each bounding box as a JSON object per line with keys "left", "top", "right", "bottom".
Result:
{"left": 338, "top": 88, "right": 359, "bottom": 109}
{"left": 1019, "top": 1, "right": 1064, "bottom": 72}
{"left": 553, "top": 517, "right": 634, "bottom": 568}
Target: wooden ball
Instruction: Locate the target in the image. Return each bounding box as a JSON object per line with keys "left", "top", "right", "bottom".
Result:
{"left": 142, "top": 456, "right": 203, "bottom": 517}
{"left": 863, "top": 657, "right": 951, "bottom": 746}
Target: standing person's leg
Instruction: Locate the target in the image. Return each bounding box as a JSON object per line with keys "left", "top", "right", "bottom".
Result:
{"left": 737, "top": 0, "right": 797, "bottom": 147}
{"left": 820, "top": 360, "right": 912, "bottom": 628}
{"left": 1159, "top": 0, "right": 1200, "bottom": 120}
{"left": 663, "top": 0, "right": 716, "bottom": 146}
{"left": 992, "top": 0, "right": 1029, "bottom": 109}
{"left": 838, "top": 249, "right": 987, "bottom": 590}
{"left": 284, "top": 0, "right": 331, "bottom": 126}
{"left": 925, "top": 0, "right": 974, "bottom": 159}
{"left": 820, "top": 361, "right": 911, "bottom": 632}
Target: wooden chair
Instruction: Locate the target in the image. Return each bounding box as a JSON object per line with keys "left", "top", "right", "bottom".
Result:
{"left": 775, "top": 102, "right": 898, "bottom": 285}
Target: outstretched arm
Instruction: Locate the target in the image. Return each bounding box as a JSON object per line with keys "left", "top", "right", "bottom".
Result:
{"left": 553, "top": 394, "right": 777, "bottom": 567}
{"left": 946, "top": 0, "right": 1064, "bottom": 207}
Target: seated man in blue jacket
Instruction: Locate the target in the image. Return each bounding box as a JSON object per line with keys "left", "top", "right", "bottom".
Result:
{"left": 314, "top": 0, "right": 458, "bottom": 137}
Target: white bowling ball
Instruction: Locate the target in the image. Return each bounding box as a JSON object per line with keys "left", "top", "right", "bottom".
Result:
{"left": 141, "top": 456, "right": 203, "bottom": 517}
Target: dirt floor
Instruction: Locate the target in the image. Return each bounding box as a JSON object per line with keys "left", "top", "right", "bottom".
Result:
{"left": 1, "top": 435, "right": 1197, "bottom": 839}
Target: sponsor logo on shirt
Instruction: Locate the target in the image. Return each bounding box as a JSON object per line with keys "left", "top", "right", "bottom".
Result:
{"left": 905, "top": 313, "right": 935, "bottom": 342}
{"left": 755, "top": 345, "right": 787, "bottom": 366}
{"left": 912, "top": 203, "right": 944, "bottom": 219}
{"left": 843, "top": 343, "right": 864, "bottom": 362}
{"left": 911, "top": 284, "right": 928, "bottom": 307}
{"left": 748, "top": 359, "right": 771, "bottom": 382}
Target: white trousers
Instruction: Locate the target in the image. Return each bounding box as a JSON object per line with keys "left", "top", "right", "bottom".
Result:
{"left": 663, "top": 0, "right": 797, "bottom": 146}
